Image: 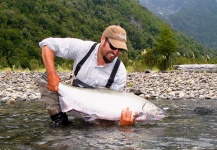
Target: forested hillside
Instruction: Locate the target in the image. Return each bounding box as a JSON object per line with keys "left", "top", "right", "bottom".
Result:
{"left": 139, "top": 0, "right": 188, "bottom": 15}
{"left": 0, "top": 0, "right": 216, "bottom": 70}
{"left": 139, "top": 0, "right": 217, "bottom": 49}
{"left": 169, "top": 0, "right": 217, "bottom": 49}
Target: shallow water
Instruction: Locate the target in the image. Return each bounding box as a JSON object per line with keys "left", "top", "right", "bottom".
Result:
{"left": 0, "top": 99, "right": 216, "bottom": 150}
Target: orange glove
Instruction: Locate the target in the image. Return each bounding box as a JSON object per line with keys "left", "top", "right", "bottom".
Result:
{"left": 119, "top": 107, "right": 138, "bottom": 126}
{"left": 47, "top": 72, "right": 60, "bottom": 92}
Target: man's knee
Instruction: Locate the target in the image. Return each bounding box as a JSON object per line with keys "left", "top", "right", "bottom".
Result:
{"left": 39, "top": 84, "right": 61, "bottom": 116}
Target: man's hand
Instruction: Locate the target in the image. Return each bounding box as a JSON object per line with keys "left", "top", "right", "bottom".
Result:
{"left": 119, "top": 107, "right": 137, "bottom": 126}
{"left": 47, "top": 72, "right": 60, "bottom": 92}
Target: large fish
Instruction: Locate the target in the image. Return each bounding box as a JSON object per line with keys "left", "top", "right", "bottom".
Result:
{"left": 58, "top": 83, "right": 166, "bottom": 122}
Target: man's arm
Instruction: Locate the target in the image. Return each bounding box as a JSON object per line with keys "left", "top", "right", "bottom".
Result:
{"left": 42, "top": 46, "right": 60, "bottom": 92}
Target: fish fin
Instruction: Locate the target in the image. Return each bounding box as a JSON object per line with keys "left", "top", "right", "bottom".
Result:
{"left": 83, "top": 114, "right": 98, "bottom": 122}
{"left": 133, "top": 112, "right": 144, "bottom": 119}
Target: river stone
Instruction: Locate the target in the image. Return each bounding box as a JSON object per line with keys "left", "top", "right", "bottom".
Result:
{"left": 1, "top": 71, "right": 217, "bottom": 102}
{"left": 179, "top": 92, "right": 185, "bottom": 99}
{"left": 0, "top": 72, "right": 6, "bottom": 77}
{"left": 6, "top": 99, "right": 16, "bottom": 104}
{"left": 193, "top": 107, "right": 214, "bottom": 115}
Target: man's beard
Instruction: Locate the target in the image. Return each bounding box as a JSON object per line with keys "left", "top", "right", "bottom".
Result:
{"left": 102, "top": 40, "right": 115, "bottom": 63}
{"left": 103, "top": 54, "right": 113, "bottom": 63}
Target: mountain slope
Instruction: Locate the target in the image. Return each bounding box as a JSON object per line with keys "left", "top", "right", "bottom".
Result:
{"left": 0, "top": 0, "right": 215, "bottom": 69}
{"left": 139, "top": 0, "right": 217, "bottom": 49}
{"left": 169, "top": 0, "right": 217, "bottom": 49}
{"left": 139, "top": 0, "right": 188, "bottom": 15}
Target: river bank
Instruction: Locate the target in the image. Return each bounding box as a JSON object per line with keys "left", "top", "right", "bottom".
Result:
{"left": 0, "top": 71, "right": 217, "bottom": 103}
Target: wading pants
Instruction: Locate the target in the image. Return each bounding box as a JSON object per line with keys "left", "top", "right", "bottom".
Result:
{"left": 38, "top": 77, "right": 61, "bottom": 116}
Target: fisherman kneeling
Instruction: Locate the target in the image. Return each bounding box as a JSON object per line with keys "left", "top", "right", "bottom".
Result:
{"left": 38, "top": 25, "right": 135, "bottom": 126}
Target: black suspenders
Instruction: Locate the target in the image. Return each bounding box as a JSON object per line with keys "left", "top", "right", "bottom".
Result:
{"left": 73, "top": 42, "right": 121, "bottom": 88}
{"left": 105, "top": 58, "right": 120, "bottom": 88}
{"left": 74, "top": 43, "right": 98, "bottom": 76}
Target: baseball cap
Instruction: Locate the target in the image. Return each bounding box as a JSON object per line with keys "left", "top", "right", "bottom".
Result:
{"left": 102, "top": 25, "right": 128, "bottom": 51}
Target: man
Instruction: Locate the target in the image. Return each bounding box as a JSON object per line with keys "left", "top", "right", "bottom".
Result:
{"left": 38, "top": 25, "right": 135, "bottom": 126}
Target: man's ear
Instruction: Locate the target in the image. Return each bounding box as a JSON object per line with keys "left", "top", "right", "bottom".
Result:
{"left": 101, "top": 36, "right": 106, "bottom": 43}
{"left": 101, "top": 36, "right": 107, "bottom": 47}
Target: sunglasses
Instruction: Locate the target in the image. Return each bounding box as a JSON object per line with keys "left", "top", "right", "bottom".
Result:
{"left": 106, "top": 37, "right": 125, "bottom": 52}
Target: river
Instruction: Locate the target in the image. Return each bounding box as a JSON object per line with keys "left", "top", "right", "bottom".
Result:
{"left": 0, "top": 99, "right": 216, "bottom": 150}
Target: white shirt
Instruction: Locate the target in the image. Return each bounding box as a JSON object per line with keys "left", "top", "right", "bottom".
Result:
{"left": 39, "top": 38, "right": 127, "bottom": 91}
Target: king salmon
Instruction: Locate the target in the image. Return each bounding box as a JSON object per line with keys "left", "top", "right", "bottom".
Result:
{"left": 58, "top": 83, "right": 166, "bottom": 122}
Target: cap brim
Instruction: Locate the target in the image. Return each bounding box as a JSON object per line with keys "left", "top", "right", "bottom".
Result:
{"left": 109, "top": 38, "right": 128, "bottom": 51}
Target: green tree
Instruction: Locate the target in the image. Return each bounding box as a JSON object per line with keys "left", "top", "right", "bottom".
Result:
{"left": 142, "top": 48, "right": 156, "bottom": 69}
{"left": 155, "top": 23, "right": 178, "bottom": 71}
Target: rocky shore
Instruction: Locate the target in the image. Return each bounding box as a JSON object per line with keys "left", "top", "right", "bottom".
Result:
{"left": 0, "top": 71, "right": 217, "bottom": 104}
